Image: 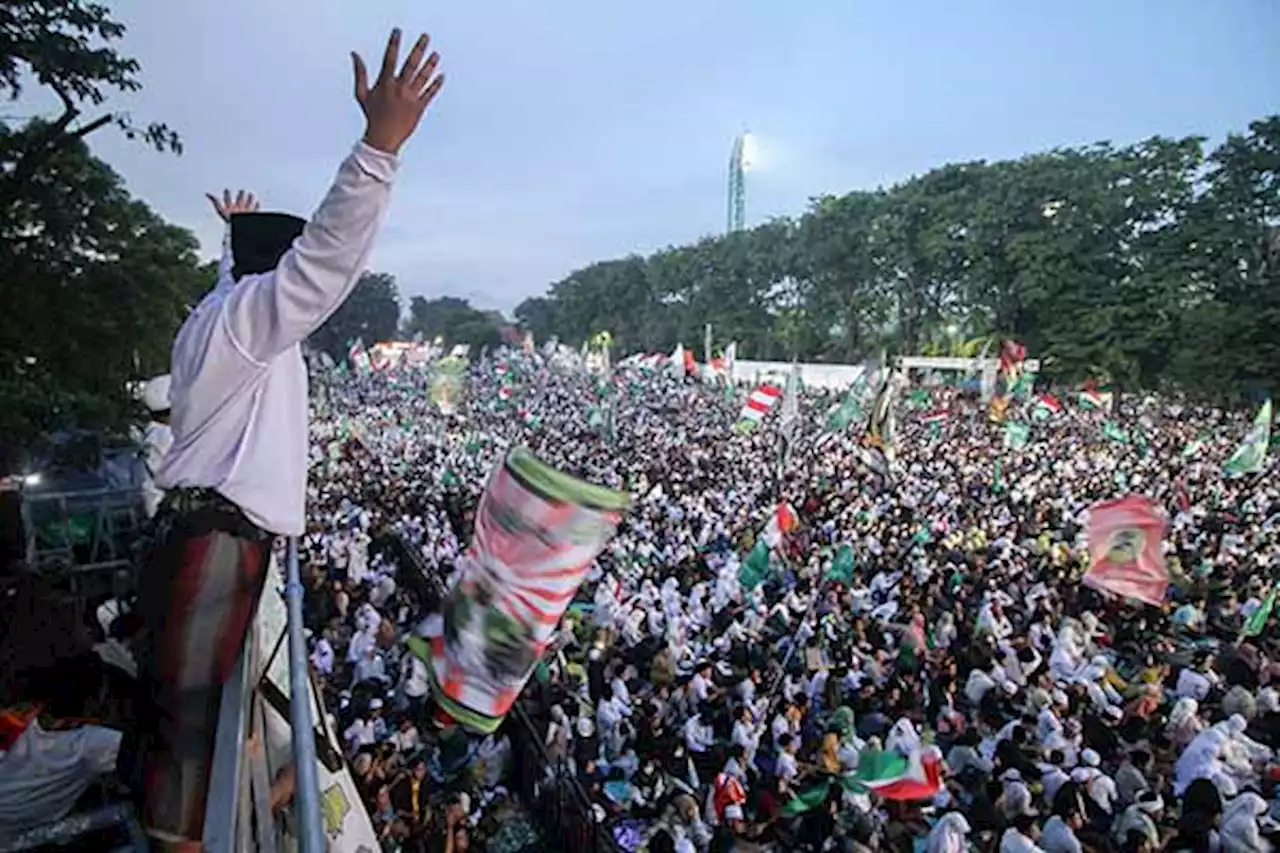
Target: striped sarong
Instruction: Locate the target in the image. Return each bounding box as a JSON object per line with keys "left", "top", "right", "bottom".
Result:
{"left": 125, "top": 488, "right": 272, "bottom": 843}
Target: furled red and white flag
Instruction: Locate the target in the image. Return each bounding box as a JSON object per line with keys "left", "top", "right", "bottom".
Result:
{"left": 1082, "top": 495, "right": 1169, "bottom": 606}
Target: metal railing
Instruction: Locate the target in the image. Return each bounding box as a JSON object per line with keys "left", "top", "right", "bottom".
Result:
{"left": 202, "top": 622, "right": 251, "bottom": 852}
{"left": 203, "top": 538, "right": 324, "bottom": 853}
{"left": 282, "top": 537, "right": 324, "bottom": 853}
{"left": 508, "top": 704, "right": 618, "bottom": 853}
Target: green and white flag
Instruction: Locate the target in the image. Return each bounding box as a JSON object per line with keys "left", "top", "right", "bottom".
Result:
{"left": 1181, "top": 436, "right": 1208, "bottom": 458}
{"left": 738, "top": 539, "right": 772, "bottom": 590}
{"left": 1244, "top": 587, "right": 1276, "bottom": 638}
{"left": 1003, "top": 421, "right": 1030, "bottom": 450}
{"left": 826, "top": 544, "right": 855, "bottom": 584}
{"left": 1102, "top": 421, "right": 1130, "bottom": 445}
{"left": 1225, "top": 400, "right": 1272, "bottom": 476}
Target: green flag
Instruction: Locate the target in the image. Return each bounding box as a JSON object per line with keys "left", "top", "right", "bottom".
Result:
{"left": 781, "top": 779, "right": 835, "bottom": 816}
{"left": 992, "top": 458, "right": 1004, "bottom": 493}
{"left": 826, "top": 544, "right": 855, "bottom": 584}
{"left": 1181, "top": 436, "right": 1207, "bottom": 458}
{"left": 1225, "top": 400, "right": 1272, "bottom": 476}
{"left": 1003, "top": 421, "right": 1030, "bottom": 450}
{"left": 1244, "top": 588, "right": 1276, "bottom": 638}
{"left": 1102, "top": 421, "right": 1130, "bottom": 444}
{"left": 825, "top": 387, "right": 862, "bottom": 432}
{"left": 738, "top": 540, "right": 772, "bottom": 590}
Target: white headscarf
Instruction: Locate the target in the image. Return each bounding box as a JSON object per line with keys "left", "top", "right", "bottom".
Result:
{"left": 927, "top": 812, "right": 971, "bottom": 853}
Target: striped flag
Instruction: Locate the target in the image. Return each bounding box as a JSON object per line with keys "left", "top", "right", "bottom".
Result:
{"left": 1033, "top": 393, "right": 1062, "bottom": 421}
{"left": 762, "top": 501, "right": 799, "bottom": 547}
{"left": 1079, "top": 388, "right": 1110, "bottom": 410}
{"left": 921, "top": 410, "right": 948, "bottom": 429}
{"left": 734, "top": 384, "right": 783, "bottom": 432}
{"left": 848, "top": 746, "right": 944, "bottom": 800}
{"left": 781, "top": 747, "right": 943, "bottom": 815}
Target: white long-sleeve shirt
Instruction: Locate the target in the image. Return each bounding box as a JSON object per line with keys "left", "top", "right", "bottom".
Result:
{"left": 157, "top": 142, "right": 398, "bottom": 535}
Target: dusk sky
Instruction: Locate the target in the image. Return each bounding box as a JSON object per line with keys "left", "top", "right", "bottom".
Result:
{"left": 88, "top": 0, "right": 1279, "bottom": 314}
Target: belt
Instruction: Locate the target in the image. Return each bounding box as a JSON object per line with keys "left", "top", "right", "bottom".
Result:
{"left": 156, "top": 487, "right": 273, "bottom": 542}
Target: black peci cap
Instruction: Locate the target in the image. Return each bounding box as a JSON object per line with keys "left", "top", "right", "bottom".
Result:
{"left": 230, "top": 212, "right": 307, "bottom": 280}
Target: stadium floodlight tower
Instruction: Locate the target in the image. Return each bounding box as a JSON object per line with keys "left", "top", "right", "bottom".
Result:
{"left": 727, "top": 130, "right": 757, "bottom": 233}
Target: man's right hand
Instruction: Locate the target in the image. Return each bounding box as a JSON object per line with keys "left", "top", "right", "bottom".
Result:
{"left": 206, "top": 189, "right": 260, "bottom": 222}
{"left": 352, "top": 28, "right": 445, "bottom": 155}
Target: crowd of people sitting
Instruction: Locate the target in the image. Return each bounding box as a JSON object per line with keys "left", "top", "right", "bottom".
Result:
{"left": 290, "top": 343, "right": 1279, "bottom": 853}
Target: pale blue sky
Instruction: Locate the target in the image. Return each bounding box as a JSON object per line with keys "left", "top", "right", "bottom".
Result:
{"left": 88, "top": 0, "right": 1278, "bottom": 313}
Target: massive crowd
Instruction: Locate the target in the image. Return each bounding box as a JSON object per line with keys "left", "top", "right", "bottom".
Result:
{"left": 295, "top": 345, "right": 1278, "bottom": 853}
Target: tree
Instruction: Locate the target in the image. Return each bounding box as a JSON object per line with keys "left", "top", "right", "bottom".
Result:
{"left": 519, "top": 114, "right": 1279, "bottom": 400}
{"left": 309, "top": 271, "right": 401, "bottom": 361}
{"left": 0, "top": 133, "right": 208, "bottom": 454}
{"left": 0, "top": 0, "right": 179, "bottom": 208}
{"left": 405, "top": 295, "right": 502, "bottom": 350}
{"left": 512, "top": 296, "right": 557, "bottom": 344}
{"left": 0, "top": 0, "right": 187, "bottom": 462}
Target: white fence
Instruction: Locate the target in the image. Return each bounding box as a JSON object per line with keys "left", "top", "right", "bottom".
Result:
{"left": 727, "top": 356, "right": 1041, "bottom": 391}
{"left": 729, "top": 360, "right": 867, "bottom": 390}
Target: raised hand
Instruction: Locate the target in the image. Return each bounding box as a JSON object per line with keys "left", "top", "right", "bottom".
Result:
{"left": 206, "top": 189, "right": 260, "bottom": 222}
{"left": 352, "top": 28, "right": 445, "bottom": 155}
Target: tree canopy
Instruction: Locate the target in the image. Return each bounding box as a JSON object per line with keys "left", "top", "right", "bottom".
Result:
{"left": 0, "top": 0, "right": 198, "bottom": 459}
{"left": 405, "top": 295, "right": 504, "bottom": 351}
{"left": 309, "top": 271, "right": 402, "bottom": 361}
{"left": 516, "top": 116, "right": 1280, "bottom": 399}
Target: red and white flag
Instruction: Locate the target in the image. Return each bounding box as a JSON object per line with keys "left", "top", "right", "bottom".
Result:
{"left": 1082, "top": 495, "right": 1169, "bottom": 606}
{"left": 1034, "top": 393, "right": 1062, "bottom": 418}
{"left": 735, "top": 384, "right": 783, "bottom": 430}
{"left": 921, "top": 410, "right": 948, "bottom": 428}
{"left": 762, "top": 501, "right": 799, "bottom": 547}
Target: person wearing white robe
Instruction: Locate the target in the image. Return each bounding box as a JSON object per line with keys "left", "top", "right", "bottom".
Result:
{"left": 1177, "top": 663, "right": 1219, "bottom": 702}
{"left": 1221, "top": 792, "right": 1272, "bottom": 853}
{"left": 1174, "top": 726, "right": 1235, "bottom": 797}
{"left": 310, "top": 636, "right": 335, "bottom": 676}
{"left": 1049, "top": 621, "right": 1089, "bottom": 684}
{"left": 1167, "top": 697, "right": 1206, "bottom": 750}
{"left": 927, "top": 812, "right": 971, "bottom": 853}
{"left": 138, "top": 374, "right": 174, "bottom": 519}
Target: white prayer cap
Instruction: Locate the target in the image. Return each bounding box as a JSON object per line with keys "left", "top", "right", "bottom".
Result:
{"left": 142, "top": 374, "right": 171, "bottom": 412}
{"left": 1082, "top": 749, "right": 1101, "bottom": 767}
{"left": 369, "top": 697, "right": 384, "bottom": 710}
